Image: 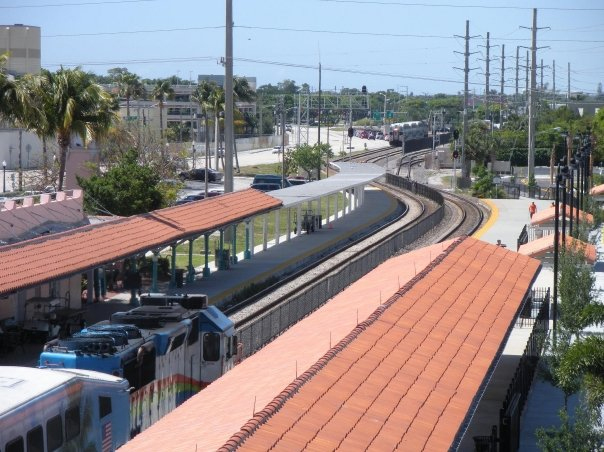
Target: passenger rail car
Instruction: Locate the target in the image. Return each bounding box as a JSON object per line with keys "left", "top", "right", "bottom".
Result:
{"left": 40, "top": 293, "right": 237, "bottom": 437}
{"left": 388, "top": 121, "right": 429, "bottom": 146}
{"left": 0, "top": 366, "right": 130, "bottom": 452}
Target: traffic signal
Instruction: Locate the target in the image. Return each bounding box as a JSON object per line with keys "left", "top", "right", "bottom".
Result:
{"left": 361, "top": 85, "right": 367, "bottom": 94}
{"left": 453, "top": 150, "right": 459, "bottom": 159}
{"left": 348, "top": 127, "right": 354, "bottom": 138}
{"left": 453, "top": 129, "right": 459, "bottom": 140}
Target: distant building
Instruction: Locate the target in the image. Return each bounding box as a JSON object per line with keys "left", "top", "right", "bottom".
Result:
{"left": 0, "top": 24, "right": 41, "bottom": 76}
{"left": 116, "top": 76, "right": 258, "bottom": 144}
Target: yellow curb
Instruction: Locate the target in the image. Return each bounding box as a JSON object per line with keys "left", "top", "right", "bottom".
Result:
{"left": 472, "top": 199, "right": 498, "bottom": 240}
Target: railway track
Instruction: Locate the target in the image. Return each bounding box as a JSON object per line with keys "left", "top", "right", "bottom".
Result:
{"left": 222, "top": 140, "right": 487, "bottom": 355}
{"left": 225, "top": 166, "right": 486, "bottom": 357}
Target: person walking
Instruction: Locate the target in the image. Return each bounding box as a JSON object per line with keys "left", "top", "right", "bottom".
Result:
{"left": 529, "top": 201, "right": 537, "bottom": 219}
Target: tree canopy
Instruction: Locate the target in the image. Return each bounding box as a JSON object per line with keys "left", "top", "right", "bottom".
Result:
{"left": 77, "top": 149, "right": 167, "bottom": 216}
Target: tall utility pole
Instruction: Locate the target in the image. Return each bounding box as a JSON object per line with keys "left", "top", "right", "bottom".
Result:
{"left": 525, "top": 51, "right": 529, "bottom": 102}
{"left": 515, "top": 46, "right": 520, "bottom": 100}
{"left": 479, "top": 32, "right": 494, "bottom": 124}
{"left": 527, "top": 9, "right": 538, "bottom": 184}
{"left": 500, "top": 45, "right": 505, "bottom": 113}
{"left": 552, "top": 59, "right": 556, "bottom": 108}
{"left": 521, "top": 8, "right": 549, "bottom": 184}
{"left": 454, "top": 20, "right": 479, "bottom": 184}
{"left": 567, "top": 62, "right": 571, "bottom": 102}
{"left": 317, "top": 62, "right": 322, "bottom": 179}
{"left": 224, "top": 0, "right": 234, "bottom": 193}
{"left": 317, "top": 63, "right": 321, "bottom": 144}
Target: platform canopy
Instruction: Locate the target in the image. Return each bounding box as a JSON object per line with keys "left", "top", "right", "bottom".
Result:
{"left": 269, "top": 162, "right": 385, "bottom": 208}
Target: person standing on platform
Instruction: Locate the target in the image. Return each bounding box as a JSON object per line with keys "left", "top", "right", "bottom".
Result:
{"left": 529, "top": 201, "right": 537, "bottom": 219}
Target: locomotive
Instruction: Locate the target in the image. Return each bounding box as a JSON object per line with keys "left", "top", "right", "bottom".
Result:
{"left": 387, "top": 121, "right": 429, "bottom": 146}
{"left": 39, "top": 293, "right": 237, "bottom": 437}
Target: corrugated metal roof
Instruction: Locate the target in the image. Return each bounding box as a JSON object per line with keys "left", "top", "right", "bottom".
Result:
{"left": 269, "top": 162, "right": 385, "bottom": 208}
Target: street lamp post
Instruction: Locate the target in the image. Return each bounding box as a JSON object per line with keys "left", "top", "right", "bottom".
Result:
{"left": 569, "top": 157, "right": 575, "bottom": 236}
{"left": 553, "top": 162, "right": 562, "bottom": 342}
{"left": 2, "top": 160, "right": 6, "bottom": 193}
{"left": 560, "top": 163, "right": 569, "bottom": 246}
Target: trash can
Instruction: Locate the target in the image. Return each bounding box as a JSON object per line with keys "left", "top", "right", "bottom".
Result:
{"left": 175, "top": 269, "right": 184, "bottom": 288}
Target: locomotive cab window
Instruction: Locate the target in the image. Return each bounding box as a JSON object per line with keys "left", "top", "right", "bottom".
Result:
{"left": 26, "top": 425, "right": 43, "bottom": 452}
{"left": 168, "top": 333, "right": 186, "bottom": 352}
{"left": 187, "top": 316, "right": 199, "bottom": 345}
{"left": 5, "top": 436, "right": 24, "bottom": 452}
{"left": 203, "top": 332, "right": 220, "bottom": 361}
{"left": 46, "top": 414, "right": 63, "bottom": 451}
{"left": 99, "top": 396, "right": 112, "bottom": 419}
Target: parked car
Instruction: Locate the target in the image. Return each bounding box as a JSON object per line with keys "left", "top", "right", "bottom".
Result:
{"left": 375, "top": 132, "right": 384, "bottom": 140}
{"left": 252, "top": 174, "right": 291, "bottom": 188}
{"left": 287, "top": 177, "right": 308, "bottom": 186}
{"left": 250, "top": 183, "right": 281, "bottom": 192}
{"left": 174, "top": 194, "right": 205, "bottom": 206}
{"left": 179, "top": 168, "right": 223, "bottom": 183}
{"left": 360, "top": 131, "right": 368, "bottom": 139}
{"left": 272, "top": 146, "right": 283, "bottom": 154}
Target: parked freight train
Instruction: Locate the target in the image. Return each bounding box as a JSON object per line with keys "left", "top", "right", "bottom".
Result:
{"left": 39, "top": 293, "right": 237, "bottom": 438}
{"left": 0, "top": 366, "right": 131, "bottom": 452}
{"left": 388, "top": 121, "right": 429, "bottom": 146}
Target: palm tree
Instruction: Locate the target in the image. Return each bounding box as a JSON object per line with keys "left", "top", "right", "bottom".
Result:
{"left": 18, "top": 72, "right": 56, "bottom": 185}
{"left": 210, "top": 87, "right": 225, "bottom": 169}
{"left": 43, "top": 67, "right": 118, "bottom": 190}
{"left": 151, "top": 80, "right": 174, "bottom": 140}
{"left": 0, "top": 59, "right": 44, "bottom": 190}
{"left": 233, "top": 76, "right": 255, "bottom": 103}
{"left": 118, "top": 72, "right": 145, "bottom": 120}
{"left": 191, "top": 81, "right": 219, "bottom": 196}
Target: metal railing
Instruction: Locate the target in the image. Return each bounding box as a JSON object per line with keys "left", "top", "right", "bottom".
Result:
{"left": 236, "top": 174, "right": 445, "bottom": 358}
{"left": 475, "top": 288, "right": 550, "bottom": 452}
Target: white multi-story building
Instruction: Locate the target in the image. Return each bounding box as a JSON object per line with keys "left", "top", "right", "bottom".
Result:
{"left": 0, "top": 24, "right": 41, "bottom": 76}
{"left": 117, "top": 76, "right": 258, "bottom": 145}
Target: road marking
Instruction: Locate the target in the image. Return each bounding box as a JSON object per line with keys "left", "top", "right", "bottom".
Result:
{"left": 472, "top": 199, "right": 498, "bottom": 239}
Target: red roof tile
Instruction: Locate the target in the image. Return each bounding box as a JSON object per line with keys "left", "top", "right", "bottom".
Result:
{"left": 517, "top": 234, "right": 597, "bottom": 264}
{"left": 0, "top": 189, "right": 281, "bottom": 295}
{"left": 530, "top": 205, "right": 594, "bottom": 226}
{"left": 119, "top": 241, "right": 454, "bottom": 452}
{"left": 219, "top": 237, "right": 540, "bottom": 451}
{"left": 590, "top": 184, "right": 604, "bottom": 196}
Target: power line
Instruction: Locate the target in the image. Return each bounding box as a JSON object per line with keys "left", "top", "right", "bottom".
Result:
{"left": 319, "top": 0, "right": 604, "bottom": 11}
{"left": 44, "top": 25, "right": 223, "bottom": 38}
{"left": 1, "top": 0, "right": 156, "bottom": 8}
{"left": 39, "top": 24, "right": 604, "bottom": 44}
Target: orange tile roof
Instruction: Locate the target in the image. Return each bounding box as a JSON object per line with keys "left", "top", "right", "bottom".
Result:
{"left": 218, "top": 237, "right": 540, "bottom": 451}
{"left": 120, "top": 237, "right": 540, "bottom": 452}
{"left": 590, "top": 184, "right": 604, "bottom": 196}
{"left": 518, "top": 234, "right": 597, "bottom": 264}
{"left": 530, "top": 205, "right": 594, "bottom": 226}
{"left": 0, "top": 189, "right": 281, "bottom": 295}
{"left": 119, "top": 240, "right": 455, "bottom": 452}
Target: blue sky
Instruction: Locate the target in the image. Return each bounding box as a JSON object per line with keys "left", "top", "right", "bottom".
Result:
{"left": 3, "top": 0, "right": 603, "bottom": 95}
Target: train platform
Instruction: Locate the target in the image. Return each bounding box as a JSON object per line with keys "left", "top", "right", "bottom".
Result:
{"left": 0, "top": 187, "right": 401, "bottom": 368}
{"left": 471, "top": 196, "right": 588, "bottom": 451}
